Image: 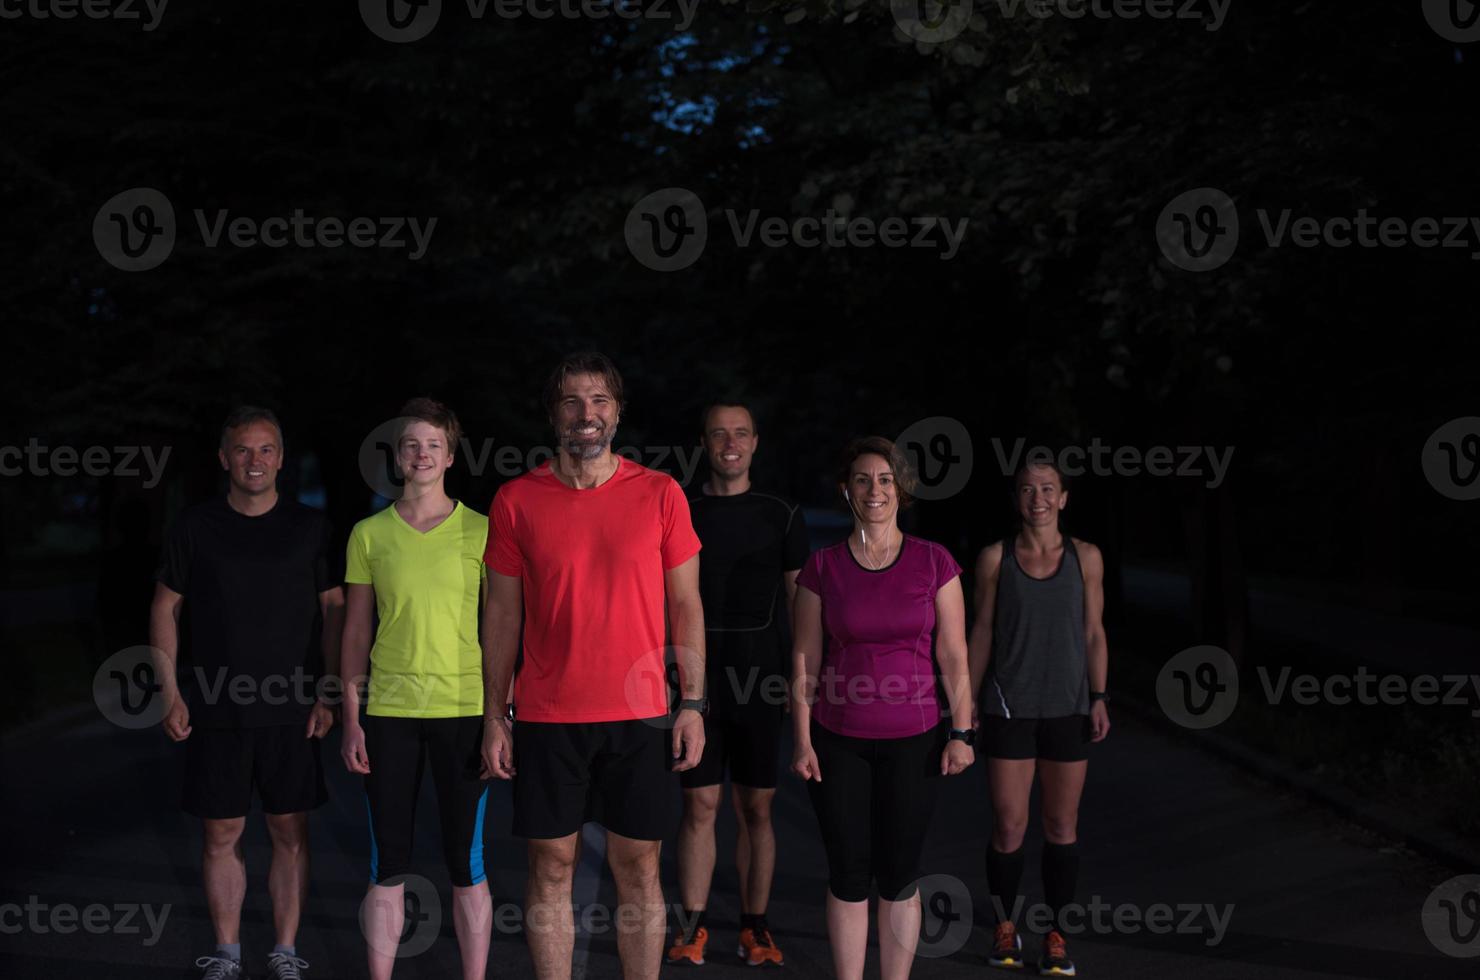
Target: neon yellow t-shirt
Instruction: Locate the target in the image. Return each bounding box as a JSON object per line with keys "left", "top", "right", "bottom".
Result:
{"left": 345, "top": 501, "right": 487, "bottom": 718}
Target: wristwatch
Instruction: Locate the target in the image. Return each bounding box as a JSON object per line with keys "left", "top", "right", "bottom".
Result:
{"left": 677, "top": 697, "right": 709, "bottom": 717}
{"left": 948, "top": 728, "right": 976, "bottom": 746}
{"left": 1089, "top": 691, "right": 1110, "bottom": 704}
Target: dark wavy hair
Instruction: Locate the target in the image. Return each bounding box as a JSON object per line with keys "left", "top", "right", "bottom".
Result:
{"left": 836, "top": 435, "right": 916, "bottom": 509}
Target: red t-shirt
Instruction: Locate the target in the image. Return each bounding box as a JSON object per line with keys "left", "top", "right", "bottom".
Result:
{"left": 485, "top": 457, "right": 702, "bottom": 723}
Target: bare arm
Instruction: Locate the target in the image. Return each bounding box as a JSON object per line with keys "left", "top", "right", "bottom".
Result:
{"left": 1078, "top": 540, "right": 1109, "bottom": 693}
{"left": 789, "top": 584, "right": 823, "bottom": 745}
{"left": 481, "top": 571, "right": 524, "bottom": 719}
{"left": 784, "top": 569, "right": 800, "bottom": 612}
{"left": 966, "top": 542, "right": 1003, "bottom": 705}
{"left": 933, "top": 575, "right": 972, "bottom": 731}
{"left": 340, "top": 584, "right": 375, "bottom": 726}
{"left": 149, "top": 583, "right": 188, "bottom": 739}
{"left": 664, "top": 554, "right": 706, "bottom": 700}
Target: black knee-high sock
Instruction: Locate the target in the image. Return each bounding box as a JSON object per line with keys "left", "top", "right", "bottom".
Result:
{"left": 986, "top": 845, "right": 1025, "bottom": 925}
{"left": 1041, "top": 842, "right": 1080, "bottom": 934}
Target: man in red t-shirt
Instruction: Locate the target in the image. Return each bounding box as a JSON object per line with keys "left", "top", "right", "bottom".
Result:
{"left": 480, "top": 351, "right": 707, "bottom": 980}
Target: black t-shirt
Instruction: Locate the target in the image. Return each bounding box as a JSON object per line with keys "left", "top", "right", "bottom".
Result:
{"left": 687, "top": 488, "right": 809, "bottom": 704}
{"left": 158, "top": 496, "right": 333, "bottom": 728}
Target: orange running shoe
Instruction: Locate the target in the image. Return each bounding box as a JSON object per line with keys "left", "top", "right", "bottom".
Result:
{"left": 1038, "top": 929, "right": 1076, "bottom": 977}
{"left": 667, "top": 925, "right": 709, "bottom": 966}
{"left": 737, "top": 924, "right": 784, "bottom": 967}
{"left": 988, "top": 920, "right": 1024, "bottom": 970}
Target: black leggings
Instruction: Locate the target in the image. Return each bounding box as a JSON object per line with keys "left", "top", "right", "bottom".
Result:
{"left": 364, "top": 714, "right": 490, "bottom": 887}
{"left": 806, "top": 719, "right": 945, "bottom": 902}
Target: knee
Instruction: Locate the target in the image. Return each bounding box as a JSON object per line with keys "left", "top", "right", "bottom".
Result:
{"left": 608, "top": 849, "right": 660, "bottom": 890}
{"left": 529, "top": 846, "right": 576, "bottom": 889}
{"left": 266, "top": 817, "right": 307, "bottom": 854}
{"left": 203, "top": 819, "right": 245, "bottom": 855}
{"left": 683, "top": 791, "right": 720, "bottom": 828}
{"left": 735, "top": 795, "right": 773, "bottom": 831}
{"left": 993, "top": 814, "right": 1029, "bottom": 851}
{"left": 1042, "top": 815, "right": 1078, "bottom": 844}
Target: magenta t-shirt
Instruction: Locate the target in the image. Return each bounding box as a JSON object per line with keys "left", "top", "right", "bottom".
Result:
{"left": 796, "top": 535, "right": 963, "bottom": 739}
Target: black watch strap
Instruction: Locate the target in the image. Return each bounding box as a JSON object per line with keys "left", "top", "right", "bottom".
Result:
{"left": 677, "top": 698, "right": 708, "bottom": 716}
{"left": 948, "top": 728, "right": 976, "bottom": 745}
{"left": 1089, "top": 691, "right": 1110, "bottom": 704}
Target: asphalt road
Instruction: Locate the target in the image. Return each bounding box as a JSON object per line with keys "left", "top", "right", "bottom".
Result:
{"left": 1, "top": 707, "right": 1475, "bottom": 979}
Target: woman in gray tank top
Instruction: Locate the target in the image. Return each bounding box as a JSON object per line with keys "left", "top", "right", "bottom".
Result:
{"left": 966, "top": 460, "right": 1111, "bottom": 978}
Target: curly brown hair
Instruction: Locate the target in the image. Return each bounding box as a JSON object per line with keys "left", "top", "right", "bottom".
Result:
{"left": 836, "top": 435, "right": 916, "bottom": 509}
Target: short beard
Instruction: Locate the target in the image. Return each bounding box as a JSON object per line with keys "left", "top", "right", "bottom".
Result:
{"left": 560, "top": 422, "right": 616, "bottom": 461}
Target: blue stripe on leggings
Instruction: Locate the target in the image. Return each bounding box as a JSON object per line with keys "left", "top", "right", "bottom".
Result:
{"left": 365, "top": 794, "right": 379, "bottom": 884}
{"left": 469, "top": 786, "right": 489, "bottom": 885}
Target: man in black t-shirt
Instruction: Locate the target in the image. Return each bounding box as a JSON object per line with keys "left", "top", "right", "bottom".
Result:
{"left": 151, "top": 407, "right": 344, "bottom": 980}
{"left": 667, "top": 402, "right": 809, "bottom": 968}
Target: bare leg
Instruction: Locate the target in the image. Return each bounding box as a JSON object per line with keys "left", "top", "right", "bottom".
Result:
{"left": 986, "top": 758, "right": 1036, "bottom": 853}
{"left": 264, "top": 812, "right": 309, "bottom": 948}
{"left": 825, "top": 890, "right": 868, "bottom": 980}
{"left": 676, "top": 786, "right": 720, "bottom": 916}
{"left": 732, "top": 786, "right": 776, "bottom": 916}
{"left": 202, "top": 818, "right": 247, "bottom": 946}
{"left": 363, "top": 881, "right": 404, "bottom": 980}
{"left": 452, "top": 882, "right": 492, "bottom": 980}
{"left": 1037, "top": 761, "right": 1087, "bottom": 845}
{"left": 878, "top": 892, "right": 920, "bottom": 980}
{"left": 607, "top": 831, "right": 664, "bottom": 980}
{"left": 526, "top": 834, "right": 579, "bottom": 980}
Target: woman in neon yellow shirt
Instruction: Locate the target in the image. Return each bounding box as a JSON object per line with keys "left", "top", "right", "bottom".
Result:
{"left": 339, "top": 398, "right": 490, "bottom": 980}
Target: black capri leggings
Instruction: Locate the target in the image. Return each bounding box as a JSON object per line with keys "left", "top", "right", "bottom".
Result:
{"left": 364, "top": 714, "right": 490, "bottom": 888}
{"left": 806, "top": 719, "right": 946, "bottom": 903}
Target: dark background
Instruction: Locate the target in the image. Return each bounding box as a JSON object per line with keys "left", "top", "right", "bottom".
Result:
{"left": 3, "top": 1, "right": 1480, "bottom": 976}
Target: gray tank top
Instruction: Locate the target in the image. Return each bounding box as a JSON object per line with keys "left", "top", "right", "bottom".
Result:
{"left": 983, "top": 535, "right": 1089, "bottom": 719}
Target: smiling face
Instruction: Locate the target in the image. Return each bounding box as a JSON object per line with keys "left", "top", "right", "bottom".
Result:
{"left": 218, "top": 421, "right": 282, "bottom": 496}
{"left": 396, "top": 419, "right": 454, "bottom": 489}
{"left": 1016, "top": 461, "right": 1067, "bottom": 528}
{"left": 703, "top": 405, "right": 757, "bottom": 480}
{"left": 843, "top": 452, "right": 899, "bottom": 528}
{"left": 552, "top": 371, "right": 619, "bottom": 461}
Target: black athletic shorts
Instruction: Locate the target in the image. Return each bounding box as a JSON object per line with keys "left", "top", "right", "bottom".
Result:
{"left": 679, "top": 700, "right": 783, "bottom": 791}
{"left": 183, "top": 723, "right": 328, "bottom": 819}
{"left": 363, "top": 714, "right": 490, "bottom": 888}
{"left": 980, "top": 714, "right": 1091, "bottom": 762}
{"left": 512, "top": 718, "right": 676, "bottom": 841}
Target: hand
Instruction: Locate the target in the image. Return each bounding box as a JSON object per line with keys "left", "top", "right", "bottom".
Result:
{"left": 671, "top": 709, "right": 705, "bottom": 772}
{"left": 941, "top": 739, "right": 974, "bottom": 776}
{"left": 481, "top": 717, "right": 516, "bottom": 779}
{"left": 1090, "top": 701, "right": 1111, "bottom": 742}
{"left": 341, "top": 723, "right": 371, "bottom": 774}
{"left": 791, "top": 743, "right": 822, "bottom": 782}
{"left": 162, "top": 695, "right": 191, "bottom": 742}
{"left": 306, "top": 701, "right": 334, "bottom": 739}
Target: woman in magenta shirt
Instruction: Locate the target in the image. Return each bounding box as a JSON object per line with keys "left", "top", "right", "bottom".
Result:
{"left": 790, "top": 436, "right": 975, "bottom": 980}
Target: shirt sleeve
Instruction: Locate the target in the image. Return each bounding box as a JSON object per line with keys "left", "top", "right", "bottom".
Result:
{"left": 486, "top": 486, "right": 524, "bottom": 577}
{"left": 932, "top": 541, "right": 963, "bottom": 593}
{"left": 344, "top": 521, "right": 372, "bottom": 585}
{"left": 795, "top": 549, "right": 822, "bottom": 596}
{"left": 782, "top": 502, "right": 809, "bottom": 573}
{"left": 156, "top": 512, "right": 191, "bottom": 594}
{"left": 660, "top": 477, "right": 702, "bottom": 570}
